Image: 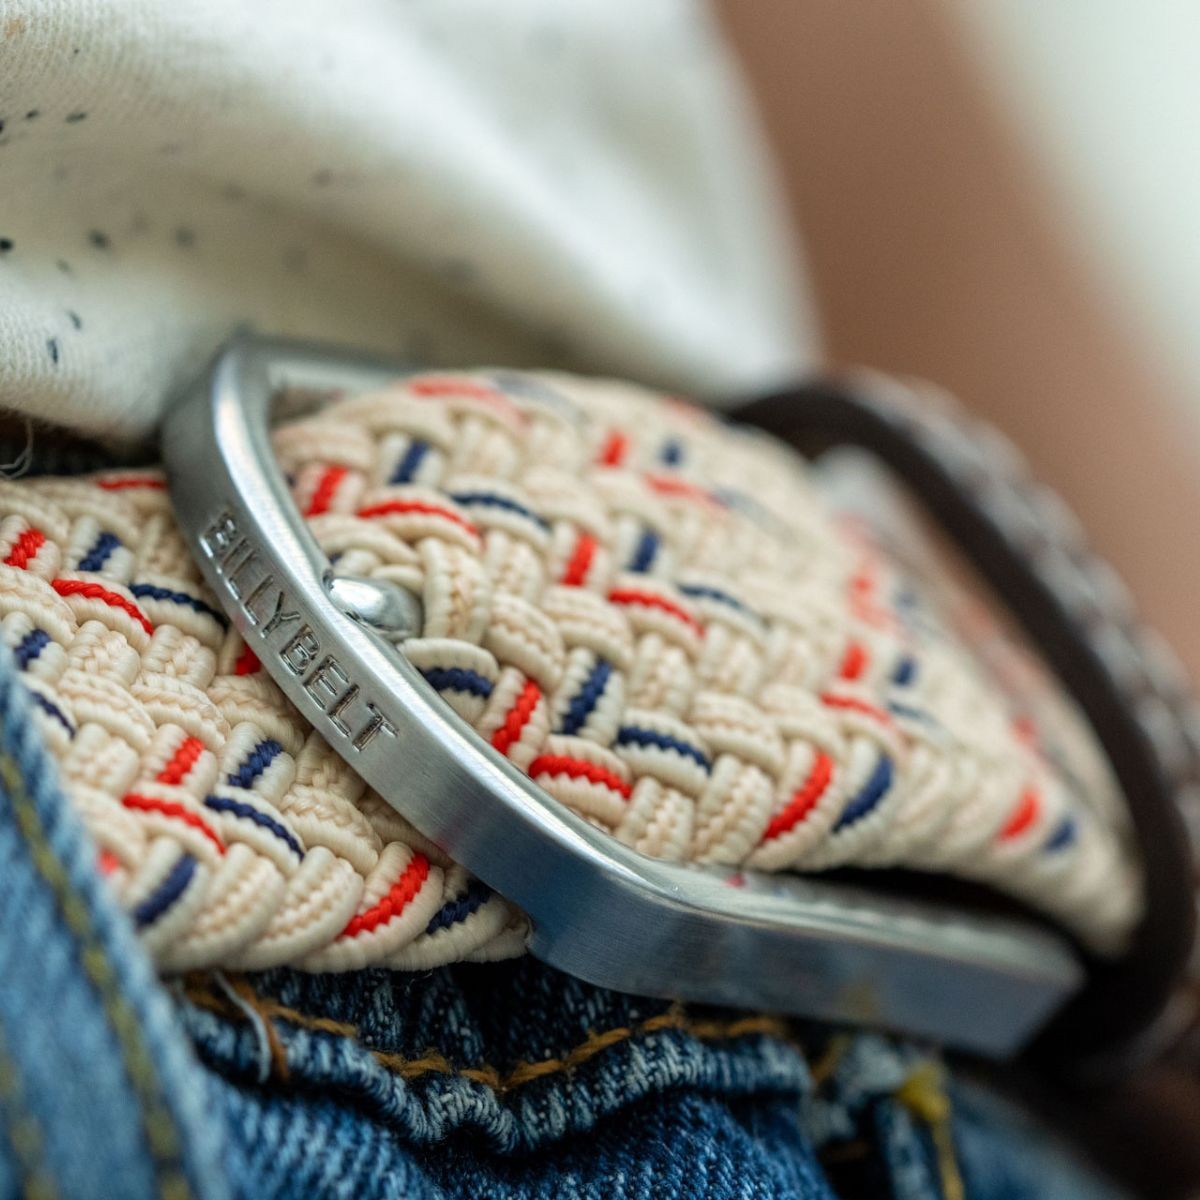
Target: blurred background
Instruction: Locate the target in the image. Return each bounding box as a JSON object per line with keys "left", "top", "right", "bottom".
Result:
{"left": 719, "top": 1, "right": 1200, "bottom": 679}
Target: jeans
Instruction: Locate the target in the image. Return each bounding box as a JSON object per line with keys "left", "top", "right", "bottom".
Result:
{"left": 0, "top": 596, "right": 1129, "bottom": 1199}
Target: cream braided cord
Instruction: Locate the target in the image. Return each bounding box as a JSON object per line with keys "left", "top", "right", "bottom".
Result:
{"left": 0, "top": 370, "right": 1141, "bottom": 972}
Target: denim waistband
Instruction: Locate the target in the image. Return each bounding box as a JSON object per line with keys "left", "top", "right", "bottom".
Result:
{"left": 171, "top": 959, "right": 1125, "bottom": 1200}
{"left": 0, "top": 588, "right": 1130, "bottom": 1200}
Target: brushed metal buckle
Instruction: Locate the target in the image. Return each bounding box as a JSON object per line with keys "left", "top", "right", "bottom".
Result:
{"left": 162, "top": 335, "right": 1082, "bottom": 1057}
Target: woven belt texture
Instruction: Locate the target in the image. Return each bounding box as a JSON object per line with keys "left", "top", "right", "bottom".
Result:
{"left": 0, "top": 370, "right": 1141, "bottom": 973}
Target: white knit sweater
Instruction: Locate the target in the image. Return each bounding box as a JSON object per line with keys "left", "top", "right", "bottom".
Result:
{"left": 0, "top": 0, "right": 813, "bottom": 441}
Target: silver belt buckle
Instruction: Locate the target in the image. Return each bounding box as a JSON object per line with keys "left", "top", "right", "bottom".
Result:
{"left": 163, "top": 335, "right": 1081, "bottom": 1057}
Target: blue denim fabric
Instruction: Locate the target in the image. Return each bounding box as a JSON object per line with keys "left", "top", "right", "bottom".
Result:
{"left": 951, "top": 1081, "right": 1128, "bottom": 1200}
{"left": 0, "top": 627, "right": 1132, "bottom": 1200}
{"left": 0, "top": 643, "right": 227, "bottom": 1200}
{"left": 179, "top": 963, "right": 832, "bottom": 1200}
{"left": 805, "top": 1037, "right": 1127, "bottom": 1200}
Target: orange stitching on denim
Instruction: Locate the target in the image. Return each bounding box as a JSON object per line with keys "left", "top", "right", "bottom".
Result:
{"left": 184, "top": 977, "right": 798, "bottom": 1094}
{"left": 223, "top": 976, "right": 291, "bottom": 1082}
{"left": 808, "top": 1035, "right": 851, "bottom": 1088}
{"left": 894, "top": 1061, "right": 965, "bottom": 1200}
{"left": 0, "top": 1021, "right": 57, "bottom": 1200}
{"left": 0, "top": 750, "right": 192, "bottom": 1200}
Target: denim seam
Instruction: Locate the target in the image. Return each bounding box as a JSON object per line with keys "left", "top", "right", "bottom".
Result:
{"left": 0, "top": 748, "right": 193, "bottom": 1200}
{"left": 185, "top": 976, "right": 801, "bottom": 1093}
{"left": 893, "top": 1062, "right": 965, "bottom": 1200}
{"left": 0, "top": 1019, "right": 57, "bottom": 1200}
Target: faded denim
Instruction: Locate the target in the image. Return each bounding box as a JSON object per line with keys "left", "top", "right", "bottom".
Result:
{"left": 0, "top": 597, "right": 1130, "bottom": 1199}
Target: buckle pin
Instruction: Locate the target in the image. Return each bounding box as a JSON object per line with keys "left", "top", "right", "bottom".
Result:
{"left": 327, "top": 574, "right": 423, "bottom": 643}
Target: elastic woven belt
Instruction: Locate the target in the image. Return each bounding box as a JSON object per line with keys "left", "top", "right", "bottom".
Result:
{"left": 1, "top": 338, "right": 1195, "bottom": 1088}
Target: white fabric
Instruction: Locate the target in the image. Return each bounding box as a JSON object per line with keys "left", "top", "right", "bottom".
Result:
{"left": 0, "top": 0, "right": 813, "bottom": 442}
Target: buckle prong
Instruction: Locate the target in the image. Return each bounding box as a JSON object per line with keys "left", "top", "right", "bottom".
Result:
{"left": 327, "top": 574, "right": 423, "bottom": 643}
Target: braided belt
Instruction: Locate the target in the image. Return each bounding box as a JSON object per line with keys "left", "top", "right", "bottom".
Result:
{"left": 0, "top": 337, "right": 1175, "bottom": 1060}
